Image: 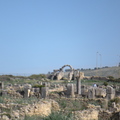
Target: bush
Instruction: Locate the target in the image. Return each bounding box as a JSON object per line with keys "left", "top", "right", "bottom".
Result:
{"left": 103, "top": 82, "right": 108, "bottom": 86}
{"left": 108, "top": 97, "right": 120, "bottom": 107}
{"left": 24, "top": 115, "right": 42, "bottom": 120}
{"left": 59, "top": 99, "right": 67, "bottom": 109}
{"left": 43, "top": 112, "right": 73, "bottom": 120}
{"left": 32, "top": 84, "right": 45, "bottom": 91}
{"left": 107, "top": 76, "right": 114, "bottom": 80}
{"left": 29, "top": 74, "right": 46, "bottom": 79}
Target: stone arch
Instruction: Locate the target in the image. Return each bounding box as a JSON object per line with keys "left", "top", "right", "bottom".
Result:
{"left": 60, "top": 64, "right": 73, "bottom": 72}
{"left": 51, "top": 65, "right": 74, "bottom": 80}
{"left": 51, "top": 69, "right": 60, "bottom": 80}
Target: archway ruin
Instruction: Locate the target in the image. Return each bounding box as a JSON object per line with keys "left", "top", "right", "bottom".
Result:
{"left": 51, "top": 64, "right": 74, "bottom": 81}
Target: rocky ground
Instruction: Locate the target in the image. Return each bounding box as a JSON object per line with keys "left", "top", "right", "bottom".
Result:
{"left": 0, "top": 75, "right": 120, "bottom": 120}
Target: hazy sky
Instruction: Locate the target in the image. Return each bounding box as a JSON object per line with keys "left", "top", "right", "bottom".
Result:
{"left": 0, "top": 0, "right": 120, "bottom": 74}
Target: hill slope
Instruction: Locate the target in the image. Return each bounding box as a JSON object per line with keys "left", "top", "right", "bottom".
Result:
{"left": 82, "top": 66, "right": 120, "bottom": 78}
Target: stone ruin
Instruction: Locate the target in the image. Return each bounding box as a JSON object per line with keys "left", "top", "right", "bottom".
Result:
{"left": 0, "top": 65, "right": 117, "bottom": 101}
{"left": 0, "top": 65, "right": 120, "bottom": 120}
{"left": 50, "top": 64, "right": 84, "bottom": 81}
{"left": 0, "top": 80, "right": 119, "bottom": 120}
{"left": 50, "top": 64, "right": 73, "bottom": 81}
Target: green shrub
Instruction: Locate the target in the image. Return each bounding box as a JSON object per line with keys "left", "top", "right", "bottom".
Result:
{"left": 103, "top": 82, "right": 108, "bottom": 86}
{"left": 59, "top": 99, "right": 67, "bottom": 109}
{"left": 108, "top": 97, "right": 120, "bottom": 107}
{"left": 114, "top": 97, "right": 120, "bottom": 104}
{"left": 29, "top": 74, "right": 46, "bottom": 79}
{"left": 43, "top": 112, "right": 73, "bottom": 120}
{"left": 24, "top": 115, "right": 42, "bottom": 120}
{"left": 71, "top": 100, "right": 82, "bottom": 111}
{"left": 32, "top": 85, "right": 45, "bottom": 90}
{"left": 107, "top": 76, "right": 114, "bottom": 80}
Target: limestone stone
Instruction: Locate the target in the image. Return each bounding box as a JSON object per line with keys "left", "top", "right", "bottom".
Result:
{"left": 95, "top": 88, "right": 106, "bottom": 97}
{"left": 14, "top": 100, "right": 59, "bottom": 118}
{"left": 0, "top": 82, "right": 4, "bottom": 89}
{"left": 41, "top": 87, "right": 49, "bottom": 98}
{"left": 68, "top": 72, "right": 73, "bottom": 81}
{"left": 74, "top": 109, "right": 99, "bottom": 120}
{"left": 88, "top": 87, "right": 95, "bottom": 99}
{"left": 39, "top": 82, "right": 43, "bottom": 85}
{"left": 106, "top": 86, "right": 115, "bottom": 94}
{"left": 76, "top": 78, "right": 81, "bottom": 95}
{"left": 50, "top": 100, "right": 60, "bottom": 111}
{"left": 35, "top": 88, "right": 40, "bottom": 93}
{"left": 106, "top": 94, "right": 115, "bottom": 100}
{"left": 51, "top": 64, "right": 73, "bottom": 80}
{"left": 2, "top": 115, "right": 10, "bottom": 120}
{"left": 74, "top": 70, "right": 84, "bottom": 80}
{"left": 31, "top": 88, "right": 35, "bottom": 93}
{"left": 106, "top": 86, "right": 115, "bottom": 100}
{"left": 24, "top": 88, "right": 31, "bottom": 98}
{"left": 24, "top": 84, "right": 32, "bottom": 89}
{"left": 2, "top": 90, "right": 7, "bottom": 96}
{"left": 49, "top": 86, "right": 64, "bottom": 93}
{"left": 66, "top": 84, "right": 75, "bottom": 97}
{"left": 56, "top": 72, "right": 64, "bottom": 80}
{"left": 12, "top": 110, "right": 20, "bottom": 119}
{"left": 81, "top": 85, "right": 88, "bottom": 97}
{"left": 47, "top": 83, "right": 51, "bottom": 87}
{"left": 116, "top": 91, "right": 120, "bottom": 97}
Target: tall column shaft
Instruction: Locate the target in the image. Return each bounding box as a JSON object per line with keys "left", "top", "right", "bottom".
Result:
{"left": 76, "top": 78, "right": 81, "bottom": 95}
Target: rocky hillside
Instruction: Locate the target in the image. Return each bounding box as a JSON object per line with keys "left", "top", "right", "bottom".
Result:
{"left": 82, "top": 66, "right": 120, "bottom": 78}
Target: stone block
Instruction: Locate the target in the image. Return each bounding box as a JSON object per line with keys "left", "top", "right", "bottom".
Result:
{"left": 41, "top": 87, "right": 49, "bottom": 98}
{"left": 81, "top": 85, "right": 88, "bottom": 97}
{"left": 88, "top": 87, "right": 95, "bottom": 99}
{"left": 0, "top": 82, "right": 4, "bottom": 89}
{"left": 66, "top": 84, "right": 75, "bottom": 97}
{"left": 35, "top": 88, "right": 40, "bottom": 93}
{"left": 24, "top": 88, "right": 31, "bottom": 98}
{"left": 76, "top": 79, "right": 81, "bottom": 95}
{"left": 106, "top": 86, "right": 115, "bottom": 94}
{"left": 95, "top": 88, "right": 106, "bottom": 97}
{"left": 2, "top": 90, "right": 7, "bottom": 96}
{"left": 106, "top": 93, "right": 115, "bottom": 100}
{"left": 31, "top": 88, "right": 35, "bottom": 93}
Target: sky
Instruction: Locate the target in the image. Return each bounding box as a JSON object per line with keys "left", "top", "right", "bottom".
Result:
{"left": 0, "top": 0, "right": 120, "bottom": 75}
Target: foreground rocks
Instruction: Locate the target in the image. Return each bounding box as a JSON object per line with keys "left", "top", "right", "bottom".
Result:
{"left": 0, "top": 99, "right": 60, "bottom": 120}
{"left": 74, "top": 109, "right": 99, "bottom": 120}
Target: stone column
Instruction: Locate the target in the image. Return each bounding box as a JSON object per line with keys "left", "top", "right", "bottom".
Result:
{"left": 81, "top": 85, "right": 88, "bottom": 97}
{"left": 106, "top": 86, "right": 115, "bottom": 100}
{"left": 54, "top": 84, "right": 57, "bottom": 88}
{"left": 41, "top": 87, "right": 49, "bottom": 99}
{"left": 2, "top": 90, "right": 7, "bottom": 96}
{"left": 39, "top": 82, "right": 43, "bottom": 85}
{"left": 66, "top": 84, "right": 75, "bottom": 97}
{"left": 74, "top": 84, "right": 77, "bottom": 93}
{"left": 88, "top": 87, "right": 95, "bottom": 99}
{"left": 57, "top": 72, "right": 64, "bottom": 80}
{"left": 47, "top": 83, "right": 51, "bottom": 87}
{"left": 68, "top": 72, "right": 73, "bottom": 81}
{"left": 0, "top": 82, "right": 4, "bottom": 90}
{"left": 75, "top": 70, "right": 81, "bottom": 95}
{"left": 76, "top": 78, "right": 81, "bottom": 95}
{"left": 24, "top": 88, "right": 30, "bottom": 98}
